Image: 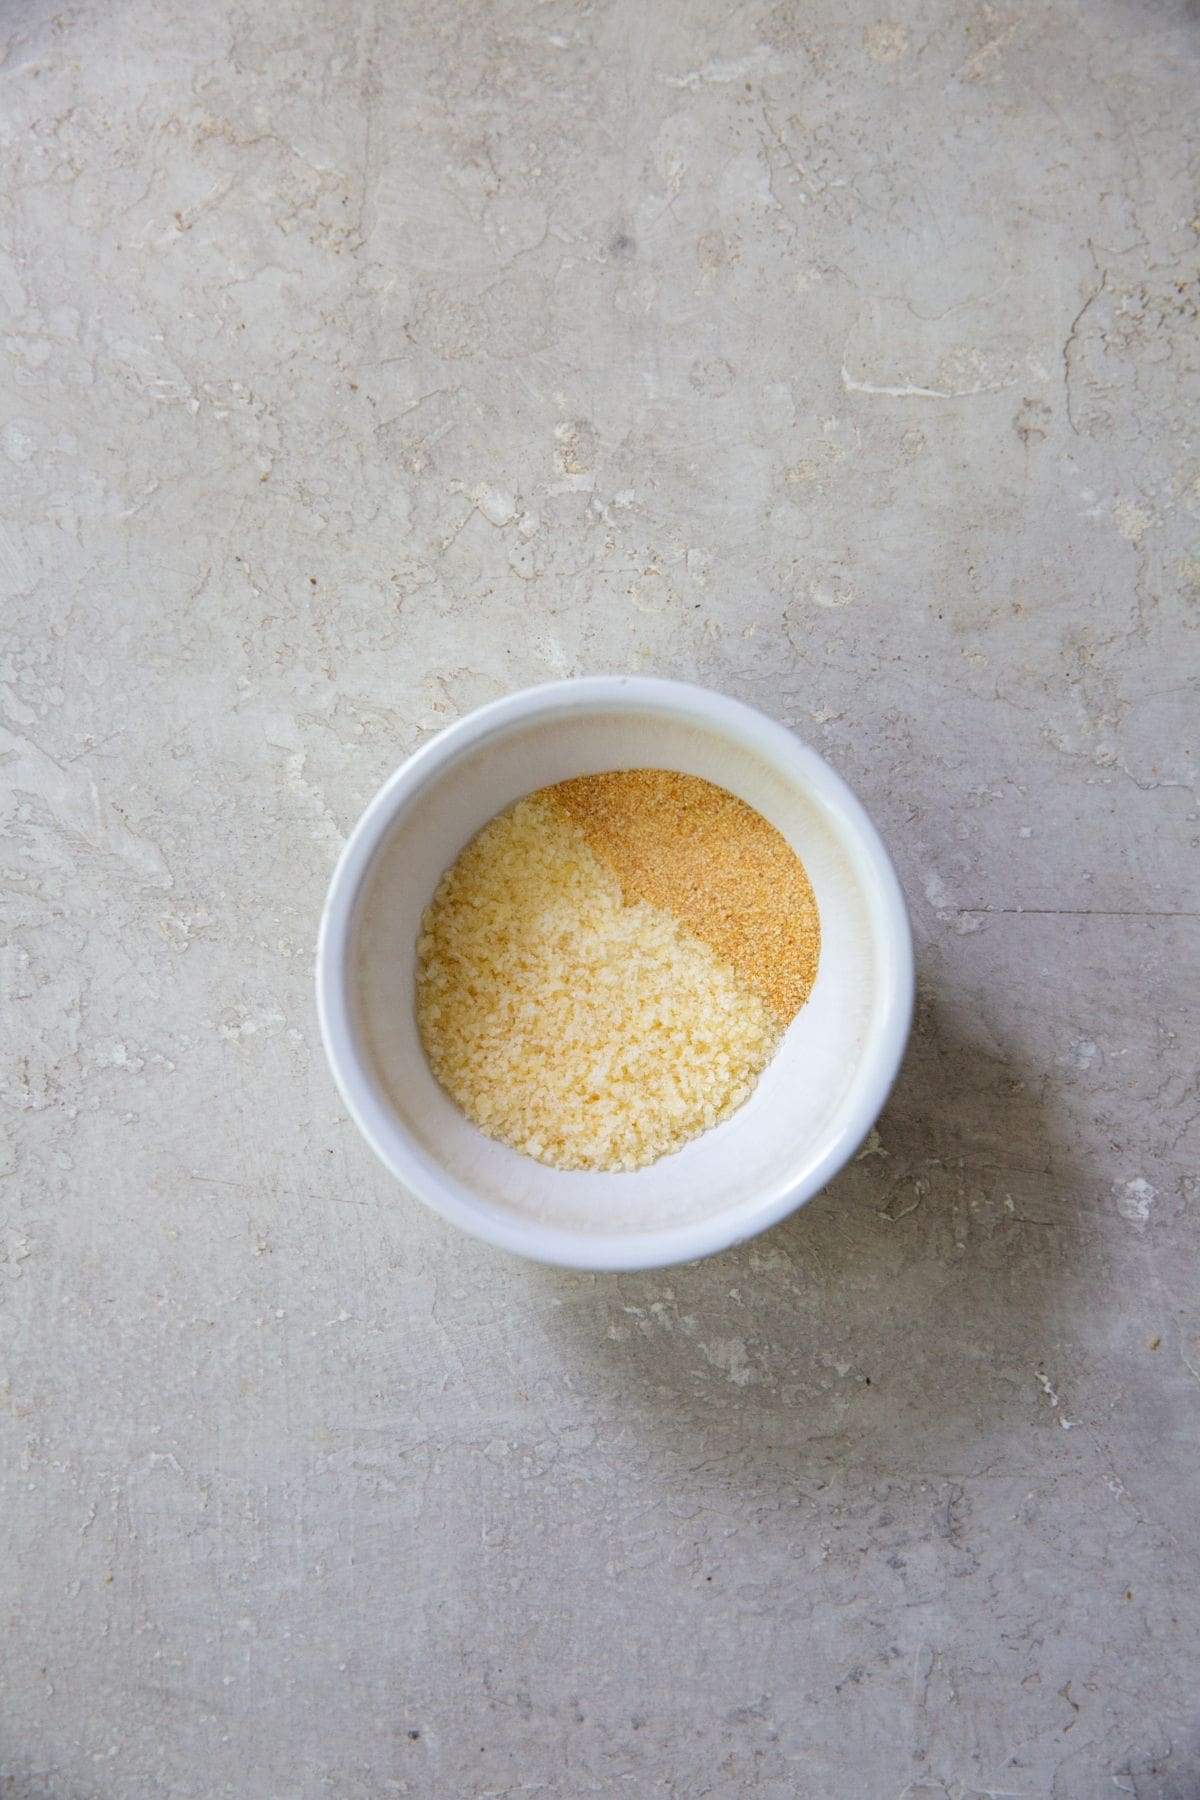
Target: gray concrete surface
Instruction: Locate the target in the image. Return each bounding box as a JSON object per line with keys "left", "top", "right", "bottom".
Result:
{"left": 2, "top": 0, "right": 1198, "bottom": 1794}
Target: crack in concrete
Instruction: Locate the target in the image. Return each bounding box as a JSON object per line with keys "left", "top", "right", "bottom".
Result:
{"left": 1063, "top": 263, "right": 1110, "bottom": 434}
{"left": 955, "top": 907, "right": 1198, "bottom": 920}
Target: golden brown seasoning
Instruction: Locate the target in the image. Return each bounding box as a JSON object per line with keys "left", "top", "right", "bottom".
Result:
{"left": 546, "top": 769, "right": 820, "bottom": 1022}
{"left": 415, "top": 794, "right": 781, "bottom": 1171}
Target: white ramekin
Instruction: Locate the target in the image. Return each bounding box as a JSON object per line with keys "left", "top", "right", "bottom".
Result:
{"left": 316, "top": 677, "right": 913, "bottom": 1270}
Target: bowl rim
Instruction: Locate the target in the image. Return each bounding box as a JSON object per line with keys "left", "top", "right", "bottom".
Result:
{"left": 315, "top": 675, "right": 913, "bottom": 1270}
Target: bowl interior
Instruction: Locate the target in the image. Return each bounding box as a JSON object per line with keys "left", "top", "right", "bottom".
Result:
{"left": 345, "top": 699, "right": 898, "bottom": 1242}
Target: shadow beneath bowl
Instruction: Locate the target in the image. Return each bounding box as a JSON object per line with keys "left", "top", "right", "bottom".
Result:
{"left": 531, "top": 973, "right": 1093, "bottom": 1486}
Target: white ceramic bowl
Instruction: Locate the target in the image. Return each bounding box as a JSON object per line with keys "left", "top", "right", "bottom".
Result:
{"left": 316, "top": 677, "right": 912, "bottom": 1270}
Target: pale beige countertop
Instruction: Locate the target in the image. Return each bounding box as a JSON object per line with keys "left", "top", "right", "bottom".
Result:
{"left": 2, "top": 1, "right": 1198, "bottom": 1794}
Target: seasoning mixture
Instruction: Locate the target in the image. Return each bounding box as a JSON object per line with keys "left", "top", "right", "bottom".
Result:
{"left": 415, "top": 770, "right": 820, "bottom": 1172}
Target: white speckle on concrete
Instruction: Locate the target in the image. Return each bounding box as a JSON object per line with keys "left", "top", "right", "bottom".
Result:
{"left": 0, "top": 1228, "right": 33, "bottom": 1280}
{"left": 1113, "top": 500, "right": 1155, "bottom": 547}
{"left": 1116, "top": 1178, "right": 1158, "bottom": 1225}
{"left": 855, "top": 1127, "right": 888, "bottom": 1160}
{"left": 1035, "top": 1369, "right": 1075, "bottom": 1428}
{"left": 471, "top": 484, "right": 516, "bottom": 528}
{"left": 92, "top": 1041, "right": 145, "bottom": 1072}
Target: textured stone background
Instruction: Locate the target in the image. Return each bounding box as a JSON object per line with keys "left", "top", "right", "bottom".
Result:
{"left": 2, "top": 0, "right": 1198, "bottom": 1795}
